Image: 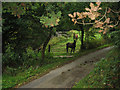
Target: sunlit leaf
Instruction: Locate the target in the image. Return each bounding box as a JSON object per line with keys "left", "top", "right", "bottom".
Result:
{"left": 90, "top": 3, "right": 95, "bottom": 11}
{"left": 96, "top": 2, "right": 101, "bottom": 6}
{"left": 77, "top": 13, "right": 83, "bottom": 19}
{"left": 73, "top": 12, "right": 76, "bottom": 17}
{"left": 74, "top": 20, "right": 77, "bottom": 25}
{"left": 107, "top": 8, "right": 111, "bottom": 13}
{"left": 118, "top": 15, "right": 120, "bottom": 20}
{"left": 68, "top": 14, "right": 74, "bottom": 18}
{"left": 72, "top": 19, "right": 75, "bottom": 22}
{"left": 105, "top": 18, "right": 110, "bottom": 23}
{"left": 108, "top": 25, "right": 114, "bottom": 28}
{"left": 98, "top": 30, "right": 103, "bottom": 33}
{"left": 85, "top": 8, "right": 91, "bottom": 12}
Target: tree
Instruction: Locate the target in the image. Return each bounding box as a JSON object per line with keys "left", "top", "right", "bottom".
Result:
{"left": 68, "top": 2, "right": 120, "bottom": 49}
{"left": 39, "top": 11, "right": 61, "bottom": 62}
{"left": 2, "top": 2, "right": 62, "bottom": 64}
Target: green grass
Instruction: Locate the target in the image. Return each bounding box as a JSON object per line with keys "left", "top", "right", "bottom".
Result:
{"left": 73, "top": 48, "right": 120, "bottom": 88}
{"left": 2, "top": 30, "right": 111, "bottom": 89}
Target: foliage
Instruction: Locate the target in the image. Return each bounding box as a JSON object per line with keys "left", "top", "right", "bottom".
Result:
{"left": 40, "top": 11, "right": 61, "bottom": 28}
{"left": 2, "top": 45, "right": 42, "bottom": 73}
{"left": 2, "top": 44, "right": 22, "bottom": 69}
{"left": 110, "top": 28, "right": 120, "bottom": 48}
{"left": 2, "top": 2, "right": 118, "bottom": 89}
{"left": 22, "top": 47, "right": 42, "bottom": 67}
{"left": 68, "top": 2, "right": 120, "bottom": 34}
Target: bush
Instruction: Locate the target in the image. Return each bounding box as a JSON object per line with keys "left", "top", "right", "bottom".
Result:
{"left": 3, "top": 46, "right": 43, "bottom": 75}
{"left": 110, "top": 29, "right": 120, "bottom": 48}
{"left": 22, "top": 47, "right": 42, "bottom": 67}
{"left": 2, "top": 44, "right": 22, "bottom": 69}
{"left": 84, "top": 38, "right": 105, "bottom": 49}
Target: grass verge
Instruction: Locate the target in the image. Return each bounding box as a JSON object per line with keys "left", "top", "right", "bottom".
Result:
{"left": 72, "top": 47, "right": 120, "bottom": 88}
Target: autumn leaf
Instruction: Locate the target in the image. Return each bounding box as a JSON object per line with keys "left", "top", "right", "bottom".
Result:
{"left": 77, "top": 13, "right": 83, "bottom": 19}
{"left": 105, "top": 18, "right": 110, "bottom": 23}
{"left": 72, "top": 19, "right": 75, "bottom": 22}
{"left": 76, "top": 12, "right": 80, "bottom": 16}
{"left": 96, "top": 2, "right": 101, "bottom": 6}
{"left": 45, "top": 25, "right": 48, "bottom": 28}
{"left": 118, "top": 15, "right": 120, "bottom": 20}
{"left": 108, "top": 25, "right": 114, "bottom": 28}
{"left": 90, "top": 3, "right": 96, "bottom": 11}
{"left": 68, "top": 14, "right": 74, "bottom": 18}
{"left": 74, "top": 20, "right": 77, "bottom": 25}
{"left": 83, "top": 12, "right": 89, "bottom": 16}
{"left": 98, "top": 30, "right": 103, "bottom": 33}
{"left": 107, "top": 8, "right": 111, "bottom": 13}
{"left": 95, "top": 20, "right": 98, "bottom": 23}
{"left": 100, "top": 27, "right": 104, "bottom": 29}
{"left": 94, "top": 21, "right": 104, "bottom": 28}
{"left": 50, "top": 23, "right": 54, "bottom": 27}
{"left": 85, "top": 8, "right": 91, "bottom": 12}
{"left": 92, "top": 12, "right": 100, "bottom": 18}
{"left": 90, "top": 3, "right": 94, "bottom": 9}
{"left": 17, "top": 14, "right": 20, "bottom": 18}
{"left": 73, "top": 12, "right": 76, "bottom": 17}
{"left": 103, "top": 31, "right": 106, "bottom": 34}
{"left": 94, "top": 7, "right": 98, "bottom": 11}
{"left": 56, "top": 22, "right": 58, "bottom": 25}
{"left": 98, "top": 7, "right": 102, "bottom": 10}
{"left": 89, "top": 14, "right": 96, "bottom": 20}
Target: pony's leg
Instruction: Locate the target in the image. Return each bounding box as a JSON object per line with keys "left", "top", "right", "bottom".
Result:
{"left": 73, "top": 48, "right": 75, "bottom": 52}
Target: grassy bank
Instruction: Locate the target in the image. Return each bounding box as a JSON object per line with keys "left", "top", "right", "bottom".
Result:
{"left": 73, "top": 48, "right": 120, "bottom": 88}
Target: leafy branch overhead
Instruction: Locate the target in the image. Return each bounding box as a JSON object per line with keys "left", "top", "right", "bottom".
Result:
{"left": 68, "top": 2, "right": 120, "bottom": 34}
{"left": 40, "top": 11, "right": 61, "bottom": 28}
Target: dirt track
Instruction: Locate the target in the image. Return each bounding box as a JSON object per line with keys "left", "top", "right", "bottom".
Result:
{"left": 19, "top": 47, "right": 112, "bottom": 88}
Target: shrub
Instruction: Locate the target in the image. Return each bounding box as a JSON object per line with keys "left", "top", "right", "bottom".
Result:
{"left": 2, "top": 44, "right": 22, "bottom": 69}
{"left": 110, "top": 28, "right": 120, "bottom": 48}
{"left": 22, "top": 47, "right": 42, "bottom": 67}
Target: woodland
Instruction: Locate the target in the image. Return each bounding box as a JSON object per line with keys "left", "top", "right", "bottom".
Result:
{"left": 1, "top": 1, "right": 120, "bottom": 88}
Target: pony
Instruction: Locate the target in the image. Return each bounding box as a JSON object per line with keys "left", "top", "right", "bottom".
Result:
{"left": 66, "top": 40, "right": 76, "bottom": 53}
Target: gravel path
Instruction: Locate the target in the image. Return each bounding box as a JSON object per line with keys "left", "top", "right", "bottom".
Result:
{"left": 19, "top": 47, "right": 112, "bottom": 88}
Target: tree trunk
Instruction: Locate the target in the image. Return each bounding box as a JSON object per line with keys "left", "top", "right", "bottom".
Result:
{"left": 41, "top": 30, "right": 52, "bottom": 64}
{"left": 80, "top": 25, "right": 85, "bottom": 50}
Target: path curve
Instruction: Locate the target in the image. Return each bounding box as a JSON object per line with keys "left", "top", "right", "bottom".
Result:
{"left": 19, "top": 47, "right": 112, "bottom": 88}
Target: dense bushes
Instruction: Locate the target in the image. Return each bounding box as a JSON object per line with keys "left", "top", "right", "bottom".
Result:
{"left": 2, "top": 45, "right": 43, "bottom": 75}
{"left": 110, "top": 28, "right": 120, "bottom": 49}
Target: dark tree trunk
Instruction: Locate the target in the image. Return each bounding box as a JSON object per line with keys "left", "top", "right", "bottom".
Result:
{"left": 41, "top": 30, "right": 52, "bottom": 64}
{"left": 80, "top": 25, "right": 85, "bottom": 50}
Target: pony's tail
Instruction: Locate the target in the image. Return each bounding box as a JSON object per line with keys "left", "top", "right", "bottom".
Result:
{"left": 66, "top": 44, "right": 68, "bottom": 53}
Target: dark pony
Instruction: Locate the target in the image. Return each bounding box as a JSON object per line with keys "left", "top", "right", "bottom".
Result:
{"left": 66, "top": 40, "right": 76, "bottom": 53}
